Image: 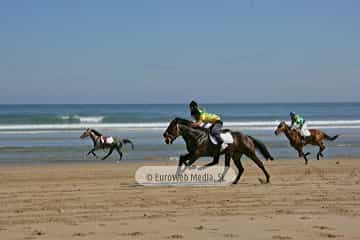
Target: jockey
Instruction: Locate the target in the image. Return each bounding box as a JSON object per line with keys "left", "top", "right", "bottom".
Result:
{"left": 189, "top": 101, "right": 224, "bottom": 151}
{"left": 289, "top": 112, "right": 309, "bottom": 141}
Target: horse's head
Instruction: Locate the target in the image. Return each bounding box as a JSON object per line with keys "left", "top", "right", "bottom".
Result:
{"left": 163, "top": 118, "right": 181, "bottom": 144}
{"left": 275, "top": 121, "right": 287, "bottom": 136}
{"left": 80, "top": 128, "right": 91, "bottom": 139}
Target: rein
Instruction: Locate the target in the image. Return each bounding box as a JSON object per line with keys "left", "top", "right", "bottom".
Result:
{"left": 167, "top": 124, "right": 179, "bottom": 141}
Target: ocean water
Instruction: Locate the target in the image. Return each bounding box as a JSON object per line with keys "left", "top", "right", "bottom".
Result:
{"left": 0, "top": 103, "right": 359, "bottom": 164}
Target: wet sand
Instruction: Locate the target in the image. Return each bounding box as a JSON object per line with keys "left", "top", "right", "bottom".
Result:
{"left": 0, "top": 159, "right": 360, "bottom": 240}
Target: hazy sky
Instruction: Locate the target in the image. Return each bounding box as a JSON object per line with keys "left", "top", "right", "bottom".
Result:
{"left": 0, "top": 0, "right": 359, "bottom": 104}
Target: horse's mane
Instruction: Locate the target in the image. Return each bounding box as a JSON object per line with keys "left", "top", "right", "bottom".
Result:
{"left": 90, "top": 129, "right": 102, "bottom": 136}
{"left": 173, "top": 117, "right": 193, "bottom": 126}
{"left": 173, "top": 117, "right": 210, "bottom": 136}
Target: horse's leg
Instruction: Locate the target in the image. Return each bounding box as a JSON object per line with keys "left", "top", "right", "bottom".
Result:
{"left": 303, "top": 154, "right": 308, "bottom": 164}
{"left": 225, "top": 152, "right": 231, "bottom": 168}
{"left": 176, "top": 154, "right": 191, "bottom": 175}
{"left": 102, "top": 147, "right": 114, "bottom": 160}
{"left": 319, "top": 145, "right": 325, "bottom": 158}
{"left": 203, "top": 154, "right": 220, "bottom": 167}
{"left": 87, "top": 148, "right": 97, "bottom": 157}
{"left": 297, "top": 149, "right": 309, "bottom": 165}
{"left": 218, "top": 152, "right": 231, "bottom": 182}
{"left": 316, "top": 142, "right": 325, "bottom": 160}
{"left": 316, "top": 145, "right": 320, "bottom": 160}
{"left": 232, "top": 152, "right": 244, "bottom": 184}
{"left": 178, "top": 154, "right": 189, "bottom": 166}
{"left": 246, "top": 151, "right": 270, "bottom": 183}
{"left": 116, "top": 146, "right": 123, "bottom": 161}
{"left": 297, "top": 149, "right": 307, "bottom": 164}
{"left": 186, "top": 154, "right": 200, "bottom": 166}
{"left": 302, "top": 144, "right": 311, "bottom": 160}
{"left": 305, "top": 152, "right": 310, "bottom": 160}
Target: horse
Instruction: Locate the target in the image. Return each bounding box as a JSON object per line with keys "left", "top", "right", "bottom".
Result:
{"left": 163, "top": 118, "right": 273, "bottom": 184}
{"left": 80, "top": 128, "right": 134, "bottom": 161}
{"left": 274, "top": 121, "right": 339, "bottom": 164}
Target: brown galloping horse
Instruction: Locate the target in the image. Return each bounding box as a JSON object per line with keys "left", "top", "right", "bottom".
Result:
{"left": 275, "top": 121, "right": 339, "bottom": 164}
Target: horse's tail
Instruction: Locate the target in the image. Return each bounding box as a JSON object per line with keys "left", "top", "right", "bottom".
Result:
{"left": 324, "top": 134, "right": 339, "bottom": 141}
{"left": 248, "top": 136, "right": 274, "bottom": 160}
{"left": 122, "top": 139, "right": 135, "bottom": 150}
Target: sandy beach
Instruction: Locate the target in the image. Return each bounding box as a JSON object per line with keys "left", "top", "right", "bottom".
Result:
{"left": 0, "top": 158, "right": 359, "bottom": 240}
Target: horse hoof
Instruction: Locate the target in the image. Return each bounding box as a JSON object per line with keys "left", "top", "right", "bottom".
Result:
{"left": 258, "top": 178, "right": 268, "bottom": 184}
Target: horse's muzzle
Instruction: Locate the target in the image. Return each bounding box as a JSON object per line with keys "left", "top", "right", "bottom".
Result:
{"left": 164, "top": 136, "right": 174, "bottom": 144}
{"left": 163, "top": 133, "right": 174, "bottom": 144}
{"left": 274, "top": 130, "right": 279, "bottom": 136}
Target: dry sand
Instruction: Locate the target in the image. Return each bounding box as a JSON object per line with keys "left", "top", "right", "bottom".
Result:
{"left": 0, "top": 159, "right": 360, "bottom": 240}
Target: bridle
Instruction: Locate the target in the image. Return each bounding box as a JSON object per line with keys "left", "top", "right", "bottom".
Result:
{"left": 164, "top": 123, "right": 180, "bottom": 143}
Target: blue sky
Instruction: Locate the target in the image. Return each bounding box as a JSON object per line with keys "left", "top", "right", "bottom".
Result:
{"left": 0, "top": 0, "right": 359, "bottom": 103}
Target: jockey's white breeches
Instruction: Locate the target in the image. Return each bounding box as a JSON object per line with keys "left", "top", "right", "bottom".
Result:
{"left": 300, "top": 122, "right": 311, "bottom": 137}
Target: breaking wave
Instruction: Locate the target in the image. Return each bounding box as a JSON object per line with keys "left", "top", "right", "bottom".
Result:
{"left": 61, "top": 115, "right": 104, "bottom": 123}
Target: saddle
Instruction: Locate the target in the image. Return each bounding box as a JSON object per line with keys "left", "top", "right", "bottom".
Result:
{"left": 209, "top": 130, "right": 234, "bottom": 145}
{"left": 100, "top": 136, "right": 114, "bottom": 145}
{"left": 205, "top": 129, "right": 234, "bottom": 151}
{"left": 195, "top": 125, "right": 234, "bottom": 149}
{"left": 292, "top": 127, "right": 311, "bottom": 137}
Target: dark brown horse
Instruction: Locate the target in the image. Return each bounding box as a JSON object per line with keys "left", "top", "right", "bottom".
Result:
{"left": 163, "top": 118, "right": 273, "bottom": 184}
{"left": 275, "top": 121, "right": 339, "bottom": 164}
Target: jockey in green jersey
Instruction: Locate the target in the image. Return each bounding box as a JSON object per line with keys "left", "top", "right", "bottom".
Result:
{"left": 290, "top": 112, "right": 310, "bottom": 142}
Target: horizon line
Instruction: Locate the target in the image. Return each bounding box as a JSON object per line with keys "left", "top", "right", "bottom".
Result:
{"left": 0, "top": 101, "right": 359, "bottom": 105}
